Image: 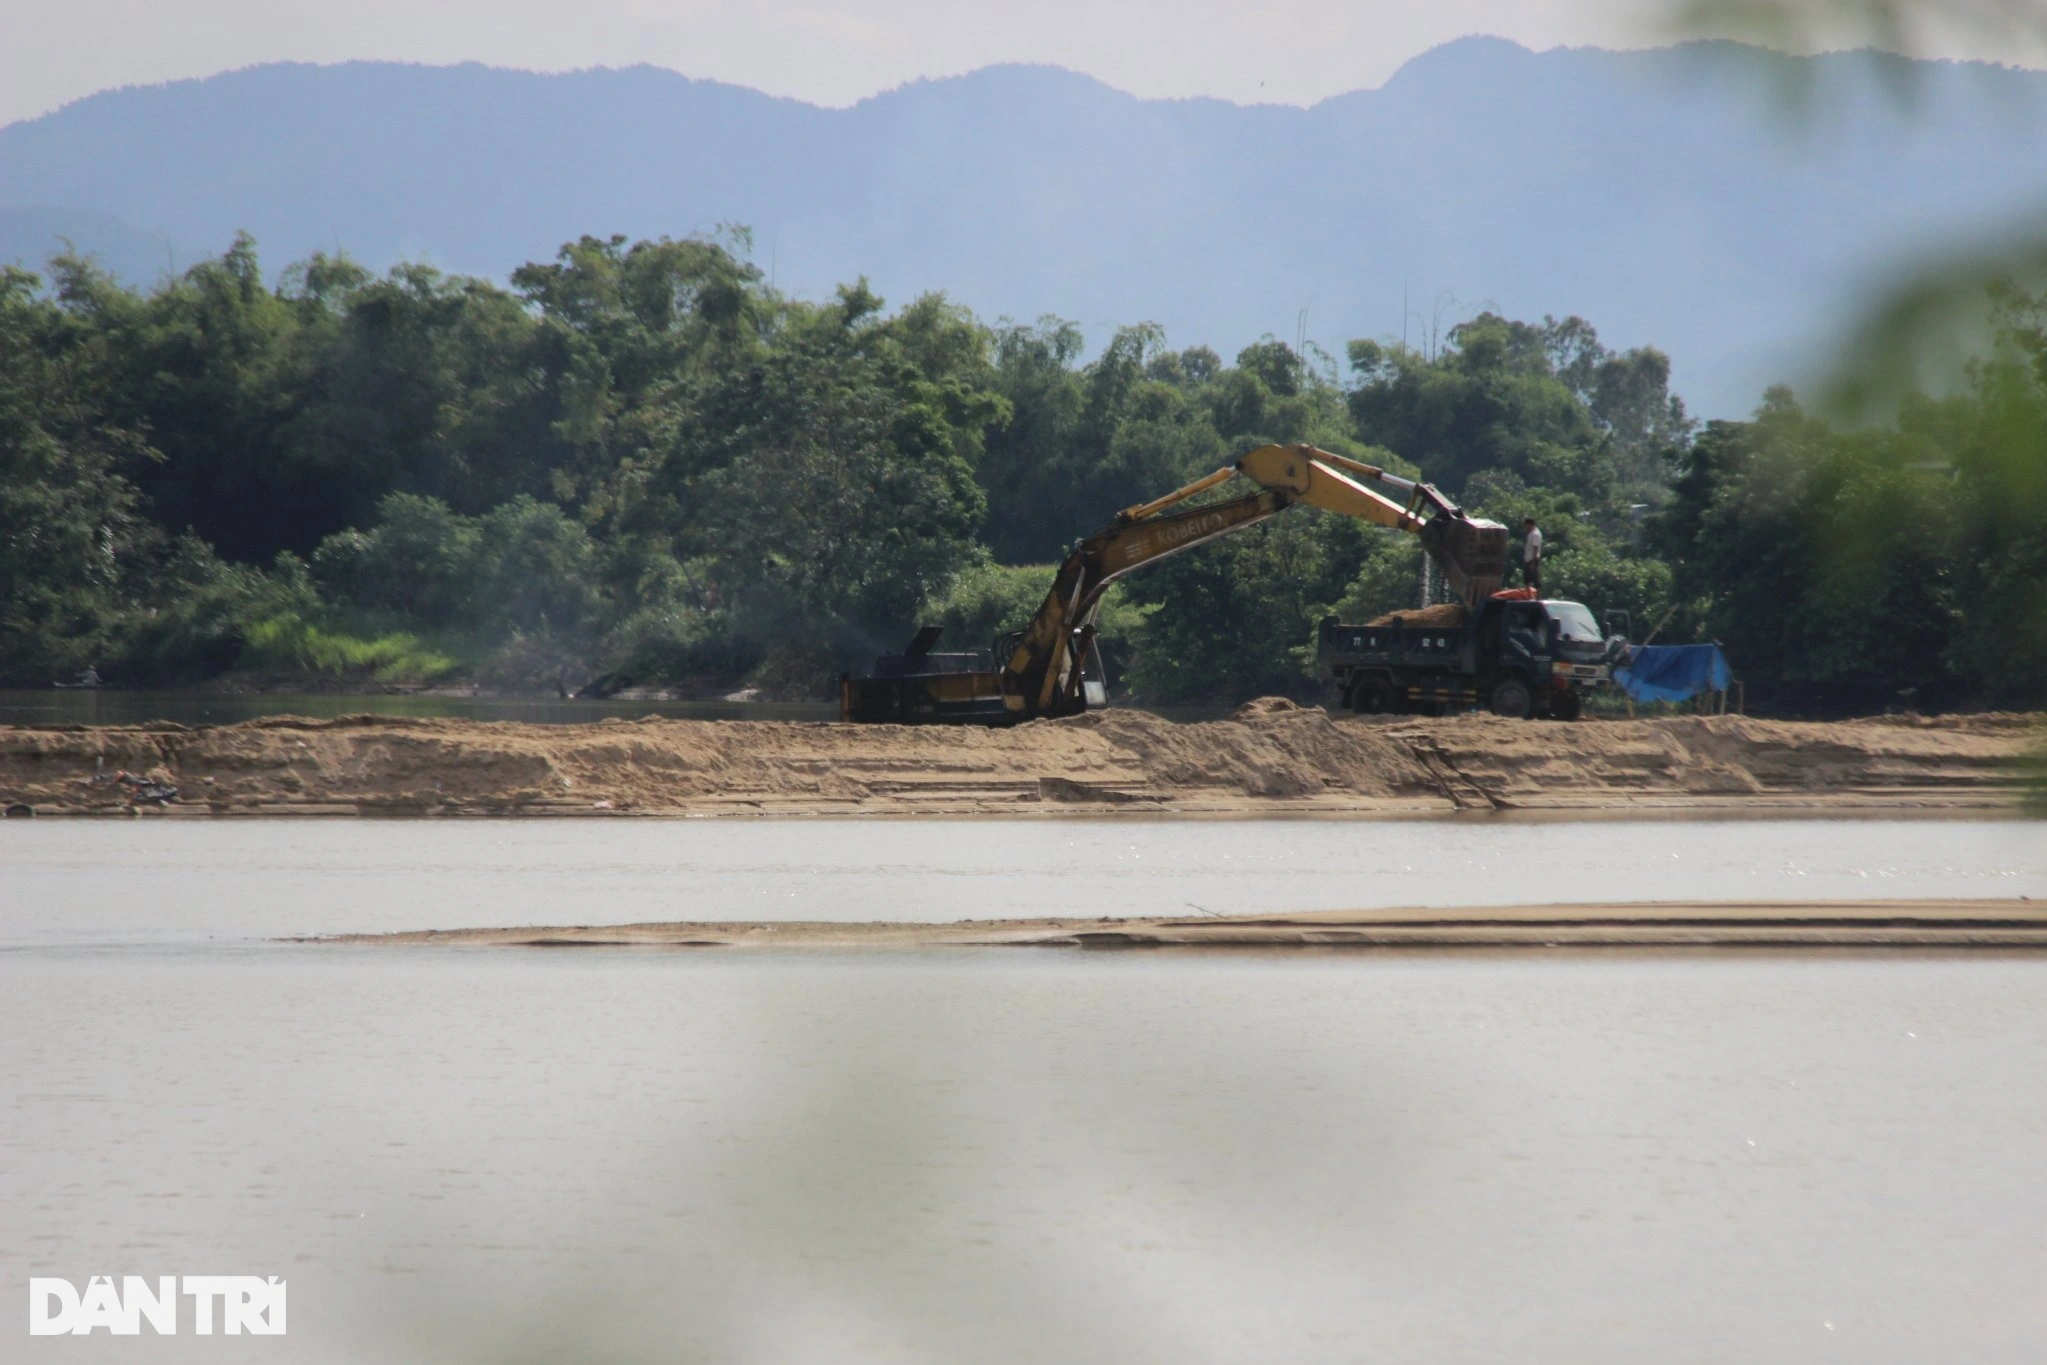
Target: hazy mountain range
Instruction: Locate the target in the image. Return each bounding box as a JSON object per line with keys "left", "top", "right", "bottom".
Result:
{"left": 4, "top": 38, "right": 2045, "bottom": 417}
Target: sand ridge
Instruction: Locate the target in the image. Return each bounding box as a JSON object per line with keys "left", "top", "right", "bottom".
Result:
{"left": 0, "top": 701, "right": 2034, "bottom": 817}
{"left": 314, "top": 899, "right": 2047, "bottom": 950}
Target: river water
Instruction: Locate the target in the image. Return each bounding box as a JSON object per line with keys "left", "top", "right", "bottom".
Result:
{"left": 5, "top": 819, "right": 2045, "bottom": 1362}
{"left": 3, "top": 818, "right": 2041, "bottom": 946}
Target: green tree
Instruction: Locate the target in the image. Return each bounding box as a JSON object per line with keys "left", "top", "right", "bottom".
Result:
{"left": 0, "top": 264, "right": 163, "bottom": 681}
{"left": 1658, "top": 388, "right": 1965, "bottom": 709}
{"left": 623, "top": 283, "right": 997, "bottom": 685}
{"left": 1347, "top": 313, "right": 1627, "bottom": 511}
{"left": 1936, "top": 288, "right": 2047, "bottom": 700}
{"left": 310, "top": 493, "right": 480, "bottom": 629}
{"left": 979, "top": 318, "right": 1087, "bottom": 563}
{"left": 981, "top": 321, "right": 1214, "bottom": 563}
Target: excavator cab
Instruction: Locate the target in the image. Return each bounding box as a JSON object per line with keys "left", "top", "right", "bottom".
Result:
{"left": 842, "top": 624, "right": 1109, "bottom": 726}
{"left": 840, "top": 627, "right": 1007, "bottom": 725}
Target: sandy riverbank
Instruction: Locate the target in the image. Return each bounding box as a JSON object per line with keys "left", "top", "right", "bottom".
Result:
{"left": 317, "top": 899, "right": 2047, "bottom": 950}
{"left": 1, "top": 701, "right": 2034, "bottom": 818}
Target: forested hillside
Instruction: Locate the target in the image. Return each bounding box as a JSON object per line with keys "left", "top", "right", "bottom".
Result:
{"left": 4, "top": 232, "right": 2042, "bottom": 712}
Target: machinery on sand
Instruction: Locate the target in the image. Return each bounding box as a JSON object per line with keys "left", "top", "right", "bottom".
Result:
{"left": 843, "top": 443, "right": 1524, "bottom": 725}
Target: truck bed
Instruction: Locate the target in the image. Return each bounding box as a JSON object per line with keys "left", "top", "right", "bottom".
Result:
{"left": 1319, "top": 620, "right": 1475, "bottom": 670}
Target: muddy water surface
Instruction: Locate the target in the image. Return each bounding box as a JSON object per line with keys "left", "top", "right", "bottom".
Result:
{"left": 4, "top": 820, "right": 2045, "bottom": 1362}
{"left": 3, "top": 817, "right": 2041, "bottom": 946}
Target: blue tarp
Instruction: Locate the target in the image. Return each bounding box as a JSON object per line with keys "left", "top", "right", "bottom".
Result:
{"left": 1615, "top": 644, "right": 1733, "bottom": 704}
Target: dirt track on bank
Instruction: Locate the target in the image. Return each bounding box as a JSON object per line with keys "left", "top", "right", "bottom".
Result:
{"left": 1, "top": 700, "right": 2033, "bottom": 818}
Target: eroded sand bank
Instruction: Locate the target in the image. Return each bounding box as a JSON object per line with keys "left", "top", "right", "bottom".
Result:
{"left": 2, "top": 701, "right": 2034, "bottom": 818}
{"left": 320, "top": 899, "right": 2047, "bottom": 950}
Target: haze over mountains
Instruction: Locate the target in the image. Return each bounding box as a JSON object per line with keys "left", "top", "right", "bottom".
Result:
{"left": 3, "top": 38, "right": 2044, "bottom": 417}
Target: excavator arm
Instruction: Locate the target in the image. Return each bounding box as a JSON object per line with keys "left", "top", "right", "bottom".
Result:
{"left": 1279, "top": 446, "right": 1510, "bottom": 605}
{"left": 999, "top": 444, "right": 1507, "bottom": 717}
{"left": 999, "top": 482, "right": 1289, "bottom": 716}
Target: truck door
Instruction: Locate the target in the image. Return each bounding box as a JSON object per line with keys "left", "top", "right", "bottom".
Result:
{"left": 1504, "top": 603, "right": 1550, "bottom": 670}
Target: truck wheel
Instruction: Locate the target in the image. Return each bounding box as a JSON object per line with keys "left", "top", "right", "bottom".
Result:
{"left": 1489, "top": 678, "right": 1533, "bottom": 719}
{"left": 1350, "top": 679, "right": 1397, "bottom": 714}
{"left": 1548, "top": 690, "right": 1582, "bottom": 721}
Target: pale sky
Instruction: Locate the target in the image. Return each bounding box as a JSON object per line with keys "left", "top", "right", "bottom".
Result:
{"left": 2, "top": 0, "right": 2040, "bottom": 129}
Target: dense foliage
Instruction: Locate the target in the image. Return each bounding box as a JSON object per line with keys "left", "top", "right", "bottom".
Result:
{"left": 3, "top": 232, "right": 2041, "bottom": 712}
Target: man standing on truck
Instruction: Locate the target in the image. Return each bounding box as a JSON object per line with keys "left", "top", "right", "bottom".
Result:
{"left": 1521, "top": 516, "right": 1543, "bottom": 592}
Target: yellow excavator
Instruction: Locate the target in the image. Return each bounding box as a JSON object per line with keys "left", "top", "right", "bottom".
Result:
{"left": 839, "top": 443, "right": 1509, "bottom": 725}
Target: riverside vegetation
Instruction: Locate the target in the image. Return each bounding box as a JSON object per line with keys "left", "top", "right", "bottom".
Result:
{"left": 3, "top": 232, "right": 2043, "bottom": 713}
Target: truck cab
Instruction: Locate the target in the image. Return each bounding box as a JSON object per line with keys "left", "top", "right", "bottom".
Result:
{"left": 1317, "top": 595, "right": 1619, "bottom": 720}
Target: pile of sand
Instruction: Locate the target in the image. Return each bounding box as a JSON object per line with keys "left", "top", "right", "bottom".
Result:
{"left": 0, "top": 706, "right": 2033, "bottom": 817}
{"left": 1071, "top": 704, "right": 1432, "bottom": 799}
{"left": 1385, "top": 710, "right": 2035, "bottom": 808}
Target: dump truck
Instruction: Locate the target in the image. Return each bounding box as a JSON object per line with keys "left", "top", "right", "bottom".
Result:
{"left": 841, "top": 444, "right": 1510, "bottom": 725}
{"left": 1317, "top": 592, "right": 1625, "bottom": 720}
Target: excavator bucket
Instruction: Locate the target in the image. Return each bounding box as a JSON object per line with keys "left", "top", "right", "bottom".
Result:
{"left": 1421, "top": 513, "right": 1510, "bottom": 603}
